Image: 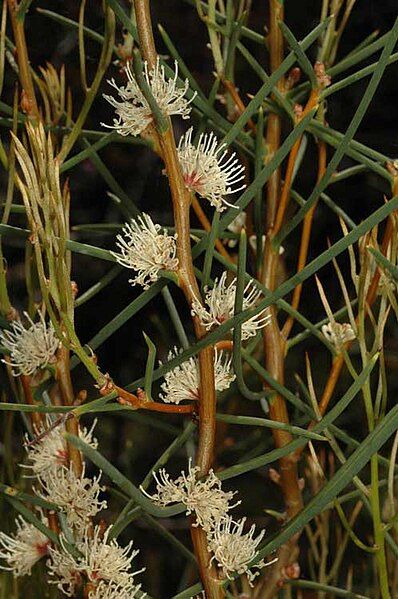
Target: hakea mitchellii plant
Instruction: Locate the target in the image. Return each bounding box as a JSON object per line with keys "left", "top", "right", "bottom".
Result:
{"left": 22, "top": 417, "right": 98, "bottom": 477}
{"left": 1, "top": 1, "right": 398, "bottom": 598}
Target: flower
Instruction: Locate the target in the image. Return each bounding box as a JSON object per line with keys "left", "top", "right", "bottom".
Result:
{"left": 226, "top": 212, "right": 247, "bottom": 248}
{"left": 48, "top": 526, "right": 145, "bottom": 598}
{"left": 88, "top": 580, "right": 145, "bottom": 599}
{"left": 0, "top": 311, "right": 59, "bottom": 376}
{"left": 208, "top": 516, "right": 265, "bottom": 584}
{"left": 23, "top": 417, "right": 98, "bottom": 477}
{"left": 103, "top": 57, "right": 194, "bottom": 137}
{"left": 0, "top": 515, "right": 50, "bottom": 576}
{"left": 35, "top": 465, "right": 107, "bottom": 533}
{"left": 160, "top": 348, "right": 235, "bottom": 404}
{"left": 177, "top": 127, "right": 246, "bottom": 211}
{"left": 141, "top": 458, "right": 239, "bottom": 531}
{"left": 321, "top": 321, "right": 356, "bottom": 348}
{"left": 111, "top": 214, "right": 178, "bottom": 289}
{"left": 191, "top": 272, "right": 270, "bottom": 340}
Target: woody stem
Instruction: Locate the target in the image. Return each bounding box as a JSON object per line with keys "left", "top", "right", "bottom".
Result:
{"left": 133, "top": 2, "right": 223, "bottom": 597}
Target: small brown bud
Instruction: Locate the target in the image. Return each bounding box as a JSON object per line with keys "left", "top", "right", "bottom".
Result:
{"left": 269, "top": 468, "right": 281, "bottom": 485}
{"left": 293, "top": 103, "right": 303, "bottom": 121}
{"left": 71, "top": 281, "right": 79, "bottom": 298}
{"left": 76, "top": 389, "right": 87, "bottom": 404}
{"left": 20, "top": 90, "right": 34, "bottom": 115}
{"left": 6, "top": 307, "right": 19, "bottom": 322}
{"left": 314, "top": 61, "right": 331, "bottom": 88}
{"left": 286, "top": 67, "right": 301, "bottom": 90}
{"left": 284, "top": 562, "right": 300, "bottom": 580}
{"left": 386, "top": 160, "right": 398, "bottom": 177}
{"left": 98, "top": 372, "right": 114, "bottom": 395}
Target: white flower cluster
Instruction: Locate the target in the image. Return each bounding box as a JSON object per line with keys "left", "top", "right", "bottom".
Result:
{"left": 177, "top": 127, "right": 245, "bottom": 212}
{"left": 191, "top": 271, "right": 270, "bottom": 340}
{"left": 103, "top": 57, "right": 194, "bottom": 136}
{"left": 111, "top": 213, "right": 178, "bottom": 289}
{"left": 142, "top": 458, "right": 239, "bottom": 532}
{"left": 322, "top": 321, "right": 356, "bottom": 348}
{"left": 0, "top": 311, "right": 60, "bottom": 377}
{"left": 160, "top": 347, "right": 235, "bottom": 404}
{"left": 143, "top": 460, "right": 271, "bottom": 585}
{"left": 0, "top": 514, "right": 50, "bottom": 577}
{"left": 48, "top": 526, "right": 145, "bottom": 598}
{"left": 0, "top": 420, "right": 146, "bottom": 597}
{"left": 104, "top": 55, "right": 245, "bottom": 214}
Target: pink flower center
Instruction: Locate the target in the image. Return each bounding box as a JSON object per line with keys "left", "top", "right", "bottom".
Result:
{"left": 183, "top": 171, "right": 203, "bottom": 193}
{"left": 55, "top": 449, "right": 69, "bottom": 465}
{"left": 35, "top": 540, "right": 50, "bottom": 557}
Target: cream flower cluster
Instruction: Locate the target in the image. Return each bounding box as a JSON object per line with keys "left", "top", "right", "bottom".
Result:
{"left": 48, "top": 526, "right": 145, "bottom": 598}
{"left": 208, "top": 516, "right": 266, "bottom": 584}
{"left": 104, "top": 55, "right": 245, "bottom": 212}
{"left": 160, "top": 347, "right": 235, "bottom": 404}
{"left": 177, "top": 127, "right": 246, "bottom": 212}
{"left": 103, "top": 57, "right": 194, "bottom": 136}
{"left": 0, "top": 514, "right": 50, "bottom": 576}
{"left": 143, "top": 460, "right": 271, "bottom": 585}
{"left": 23, "top": 417, "right": 98, "bottom": 477}
{"left": 0, "top": 421, "right": 146, "bottom": 597}
{"left": 0, "top": 311, "right": 60, "bottom": 377}
{"left": 111, "top": 213, "right": 178, "bottom": 289}
{"left": 141, "top": 459, "right": 239, "bottom": 532}
{"left": 191, "top": 271, "right": 270, "bottom": 340}
{"left": 321, "top": 321, "right": 356, "bottom": 348}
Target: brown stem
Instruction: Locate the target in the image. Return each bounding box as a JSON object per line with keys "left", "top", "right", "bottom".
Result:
{"left": 257, "top": 2, "right": 303, "bottom": 594}
{"left": 133, "top": 3, "right": 222, "bottom": 596}
{"left": 20, "top": 374, "right": 43, "bottom": 429}
{"left": 191, "top": 195, "right": 232, "bottom": 262}
{"left": 261, "top": 0, "right": 302, "bottom": 519}
{"left": 6, "top": 0, "right": 39, "bottom": 119}
{"left": 263, "top": 0, "right": 284, "bottom": 230}
{"left": 272, "top": 90, "right": 320, "bottom": 236}
{"left": 281, "top": 140, "right": 327, "bottom": 340}
{"left": 222, "top": 78, "right": 256, "bottom": 132}
{"left": 114, "top": 385, "right": 194, "bottom": 414}
{"left": 56, "top": 345, "right": 83, "bottom": 477}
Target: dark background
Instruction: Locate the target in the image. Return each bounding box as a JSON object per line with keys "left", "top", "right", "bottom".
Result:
{"left": 1, "top": 1, "right": 398, "bottom": 596}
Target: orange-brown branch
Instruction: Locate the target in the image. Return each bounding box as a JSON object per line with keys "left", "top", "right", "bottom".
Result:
{"left": 20, "top": 374, "right": 43, "bottom": 429}
{"left": 273, "top": 90, "right": 320, "bottom": 235}
{"left": 56, "top": 345, "right": 83, "bottom": 478}
{"left": 134, "top": 2, "right": 222, "bottom": 596}
{"left": 114, "top": 385, "right": 194, "bottom": 414}
{"left": 257, "top": 2, "right": 303, "bottom": 594}
{"left": 222, "top": 78, "right": 257, "bottom": 133}
{"left": 6, "top": 0, "right": 39, "bottom": 119}
{"left": 191, "top": 195, "right": 232, "bottom": 261}
{"left": 282, "top": 140, "right": 327, "bottom": 340}
{"left": 315, "top": 212, "right": 394, "bottom": 420}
